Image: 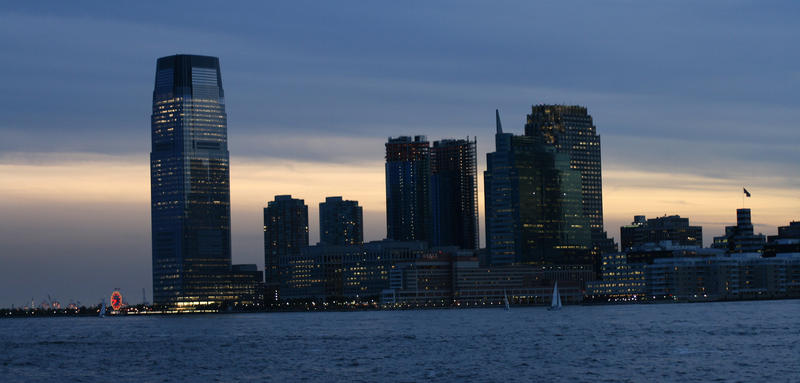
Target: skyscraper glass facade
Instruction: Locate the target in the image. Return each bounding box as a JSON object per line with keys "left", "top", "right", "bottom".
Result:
{"left": 385, "top": 136, "right": 432, "bottom": 243}
{"left": 484, "top": 111, "right": 516, "bottom": 264}
{"left": 485, "top": 110, "right": 591, "bottom": 266}
{"left": 150, "top": 54, "right": 232, "bottom": 307}
{"left": 524, "top": 105, "right": 605, "bottom": 237}
{"left": 430, "top": 138, "right": 479, "bottom": 250}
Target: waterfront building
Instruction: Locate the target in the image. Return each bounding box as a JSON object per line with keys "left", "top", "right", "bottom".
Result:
{"left": 430, "top": 138, "right": 479, "bottom": 250}
{"left": 228, "top": 264, "right": 265, "bottom": 306}
{"left": 383, "top": 253, "right": 594, "bottom": 307}
{"left": 620, "top": 215, "right": 703, "bottom": 250}
{"left": 767, "top": 221, "right": 800, "bottom": 243}
{"left": 711, "top": 208, "right": 767, "bottom": 253}
{"left": 589, "top": 241, "right": 721, "bottom": 301}
{"left": 776, "top": 221, "right": 800, "bottom": 239}
{"left": 586, "top": 252, "right": 646, "bottom": 299}
{"left": 765, "top": 221, "right": 800, "bottom": 257}
{"left": 278, "top": 240, "right": 596, "bottom": 306}
{"left": 484, "top": 110, "right": 592, "bottom": 266}
{"left": 150, "top": 54, "right": 261, "bottom": 308}
{"left": 279, "top": 240, "right": 428, "bottom": 300}
{"left": 264, "top": 195, "right": 309, "bottom": 302}
{"left": 385, "top": 136, "right": 432, "bottom": 242}
{"left": 385, "top": 250, "right": 461, "bottom": 305}
{"left": 451, "top": 259, "right": 592, "bottom": 306}
{"left": 587, "top": 242, "right": 800, "bottom": 301}
{"left": 319, "top": 196, "right": 363, "bottom": 246}
{"left": 646, "top": 254, "right": 800, "bottom": 301}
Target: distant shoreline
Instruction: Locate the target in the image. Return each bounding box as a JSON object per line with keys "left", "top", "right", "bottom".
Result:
{"left": 3, "top": 296, "right": 798, "bottom": 318}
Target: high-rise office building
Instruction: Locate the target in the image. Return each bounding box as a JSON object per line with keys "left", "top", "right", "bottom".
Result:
{"left": 150, "top": 54, "right": 233, "bottom": 307}
{"left": 430, "top": 138, "right": 479, "bottom": 250}
{"left": 620, "top": 215, "right": 703, "bottom": 250}
{"left": 485, "top": 110, "right": 591, "bottom": 266}
{"left": 264, "top": 195, "right": 309, "bottom": 301}
{"left": 484, "top": 111, "right": 515, "bottom": 264}
{"left": 385, "top": 136, "right": 432, "bottom": 242}
{"left": 319, "top": 196, "right": 363, "bottom": 246}
{"left": 524, "top": 105, "right": 613, "bottom": 253}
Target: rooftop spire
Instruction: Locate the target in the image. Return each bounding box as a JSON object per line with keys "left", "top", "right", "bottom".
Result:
{"left": 495, "top": 109, "right": 503, "bottom": 134}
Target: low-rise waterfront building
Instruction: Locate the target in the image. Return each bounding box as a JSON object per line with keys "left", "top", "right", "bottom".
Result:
{"left": 586, "top": 252, "right": 646, "bottom": 299}
{"left": 279, "top": 240, "right": 427, "bottom": 301}
{"left": 278, "top": 240, "right": 595, "bottom": 306}
{"left": 451, "top": 260, "right": 592, "bottom": 306}
{"left": 588, "top": 238, "right": 800, "bottom": 302}
{"left": 646, "top": 254, "right": 800, "bottom": 301}
{"left": 765, "top": 221, "right": 800, "bottom": 257}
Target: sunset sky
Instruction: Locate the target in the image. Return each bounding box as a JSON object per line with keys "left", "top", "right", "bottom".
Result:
{"left": 1, "top": 1, "right": 798, "bottom": 307}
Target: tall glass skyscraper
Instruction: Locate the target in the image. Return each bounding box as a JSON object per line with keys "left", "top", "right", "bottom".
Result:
{"left": 385, "top": 136, "right": 432, "bottom": 242}
{"left": 150, "top": 54, "right": 232, "bottom": 307}
{"left": 430, "top": 138, "right": 479, "bottom": 250}
{"left": 485, "top": 110, "right": 591, "bottom": 265}
{"left": 523, "top": 105, "right": 618, "bottom": 256}
{"left": 525, "top": 105, "right": 602, "bottom": 234}
{"left": 484, "top": 111, "right": 516, "bottom": 264}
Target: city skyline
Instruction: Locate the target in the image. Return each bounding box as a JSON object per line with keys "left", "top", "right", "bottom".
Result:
{"left": 1, "top": 2, "right": 799, "bottom": 307}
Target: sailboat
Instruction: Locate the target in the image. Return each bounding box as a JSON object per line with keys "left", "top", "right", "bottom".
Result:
{"left": 503, "top": 289, "right": 510, "bottom": 311}
{"left": 548, "top": 281, "right": 562, "bottom": 311}
{"left": 98, "top": 302, "right": 106, "bottom": 318}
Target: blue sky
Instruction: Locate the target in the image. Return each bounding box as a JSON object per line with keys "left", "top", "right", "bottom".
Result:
{"left": 1, "top": 1, "right": 798, "bottom": 307}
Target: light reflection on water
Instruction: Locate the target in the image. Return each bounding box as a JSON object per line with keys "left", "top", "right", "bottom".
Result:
{"left": 1, "top": 300, "right": 799, "bottom": 382}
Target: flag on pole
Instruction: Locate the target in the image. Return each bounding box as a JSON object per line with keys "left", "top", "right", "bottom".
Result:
{"left": 743, "top": 188, "right": 751, "bottom": 197}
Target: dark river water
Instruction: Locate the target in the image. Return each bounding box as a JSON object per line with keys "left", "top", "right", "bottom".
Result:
{"left": 1, "top": 300, "right": 798, "bottom": 382}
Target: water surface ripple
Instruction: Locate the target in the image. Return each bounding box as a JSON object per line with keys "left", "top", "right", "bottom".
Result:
{"left": 1, "top": 300, "right": 798, "bottom": 382}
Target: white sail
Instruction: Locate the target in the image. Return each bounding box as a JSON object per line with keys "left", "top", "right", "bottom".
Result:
{"left": 503, "top": 290, "right": 510, "bottom": 311}
{"left": 549, "top": 281, "right": 562, "bottom": 310}
{"left": 99, "top": 302, "right": 106, "bottom": 318}
{"left": 556, "top": 286, "right": 562, "bottom": 308}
